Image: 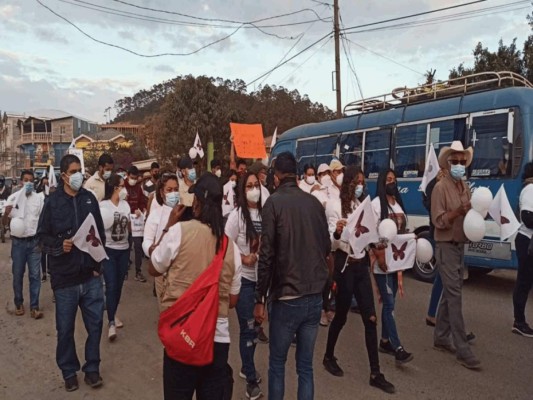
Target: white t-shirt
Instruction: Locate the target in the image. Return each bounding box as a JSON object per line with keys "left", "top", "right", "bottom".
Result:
{"left": 100, "top": 199, "right": 131, "bottom": 250}
{"left": 326, "top": 196, "right": 365, "bottom": 259}
{"left": 151, "top": 222, "right": 242, "bottom": 343}
{"left": 225, "top": 207, "right": 262, "bottom": 282}
{"left": 143, "top": 202, "right": 172, "bottom": 256}
{"left": 7, "top": 190, "right": 44, "bottom": 237}
{"left": 518, "top": 183, "right": 533, "bottom": 239}
{"left": 298, "top": 179, "right": 316, "bottom": 193}
{"left": 312, "top": 184, "right": 330, "bottom": 208}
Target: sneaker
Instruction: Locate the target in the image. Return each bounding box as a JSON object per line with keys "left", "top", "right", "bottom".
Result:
{"left": 115, "top": 317, "right": 124, "bottom": 329}
{"left": 239, "top": 369, "right": 262, "bottom": 384}
{"left": 369, "top": 373, "right": 395, "bottom": 394}
{"left": 15, "top": 304, "right": 25, "bottom": 316}
{"left": 433, "top": 342, "right": 456, "bottom": 354}
{"left": 64, "top": 375, "right": 79, "bottom": 392}
{"left": 395, "top": 346, "right": 414, "bottom": 365}
{"left": 512, "top": 322, "right": 533, "bottom": 338}
{"left": 246, "top": 382, "right": 263, "bottom": 400}
{"left": 379, "top": 340, "right": 396, "bottom": 356}
{"left": 323, "top": 356, "right": 344, "bottom": 377}
{"left": 135, "top": 272, "right": 147, "bottom": 282}
{"left": 30, "top": 309, "right": 44, "bottom": 319}
{"left": 467, "top": 332, "right": 476, "bottom": 343}
{"left": 84, "top": 372, "right": 103, "bottom": 388}
{"left": 108, "top": 324, "right": 117, "bottom": 342}
{"left": 320, "top": 310, "right": 329, "bottom": 327}
{"left": 457, "top": 355, "right": 481, "bottom": 370}
{"left": 257, "top": 327, "right": 269, "bottom": 343}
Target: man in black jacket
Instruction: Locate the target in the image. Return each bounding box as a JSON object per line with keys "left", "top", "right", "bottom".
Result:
{"left": 254, "top": 151, "right": 330, "bottom": 400}
{"left": 37, "top": 154, "right": 106, "bottom": 392}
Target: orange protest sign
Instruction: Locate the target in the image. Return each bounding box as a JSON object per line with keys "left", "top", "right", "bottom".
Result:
{"left": 230, "top": 123, "right": 267, "bottom": 159}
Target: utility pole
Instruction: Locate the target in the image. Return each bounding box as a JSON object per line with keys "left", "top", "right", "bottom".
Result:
{"left": 333, "top": 0, "right": 342, "bottom": 118}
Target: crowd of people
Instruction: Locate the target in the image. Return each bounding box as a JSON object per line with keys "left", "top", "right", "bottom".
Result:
{"left": 3, "top": 141, "right": 533, "bottom": 400}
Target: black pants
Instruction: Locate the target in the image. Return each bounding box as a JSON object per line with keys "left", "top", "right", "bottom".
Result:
{"left": 325, "top": 250, "right": 380, "bottom": 375}
{"left": 163, "top": 343, "right": 233, "bottom": 400}
{"left": 514, "top": 233, "right": 533, "bottom": 323}
{"left": 129, "top": 235, "right": 143, "bottom": 274}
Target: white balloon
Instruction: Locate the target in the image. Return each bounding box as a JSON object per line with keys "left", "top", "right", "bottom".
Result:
{"left": 378, "top": 219, "right": 397, "bottom": 241}
{"left": 10, "top": 218, "right": 25, "bottom": 237}
{"left": 416, "top": 238, "right": 434, "bottom": 263}
{"left": 100, "top": 208, "right": 114, "bottom": 230}
{"left": 471, "top": 187, "right": 493, "bottom": 213}
{"left": 189, "top": 147, "right": 198, "bottom": 159}
{"left": 463, "top": 209, "right": 486, "bottom": 242}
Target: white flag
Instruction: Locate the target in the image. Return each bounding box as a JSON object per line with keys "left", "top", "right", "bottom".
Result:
{"left": 68, "top": 138, "right": 76, "bottom": 149}
{"left": 488, "top": 184, "right": 521, "bottom": 241}
{"left": 419, "top": 143, "right": 439, "bottom": 194}
{"left": 48, "top": 164, "right": 57, "bottom": 188}
{"left": 271, "top": 127, "right": 277, "bottom": 149}
{"left": 194, "top": 132, "right": 204, "bottom": 158}
{"left": 341, "top": 196, "right": 379, "bottom": 254}
{"left": 71, "top": 213, "right": 108, "bottom": 262}
{"left": 8, "top": 189, "right": 28, "bottom": 219}
{"left": 222, "top": 180, "right": 235, "bottom": 217}
{"left": 382, "top": 234, "right": 417, "bottom": 273}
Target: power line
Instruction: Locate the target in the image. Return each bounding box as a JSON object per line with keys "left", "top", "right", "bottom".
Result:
{"left": 339, "top": 14, "right": 363, "bottom": 99}
{"left": 111, "top": 0, "right": 330, "bottom": 25}
{"left": 36, "top": 0, "right": 245, "bottom": 57}
{"left": 246, "top": 32, "right": 333, "bottom": 86}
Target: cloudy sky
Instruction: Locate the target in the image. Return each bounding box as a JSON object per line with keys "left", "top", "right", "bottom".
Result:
{"left": 0, "top": 0, "right": 531, "bottom": 123}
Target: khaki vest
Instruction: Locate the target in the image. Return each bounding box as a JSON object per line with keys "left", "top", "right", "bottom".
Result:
{"left": 159, "top": 220, "right": 235, "bottom": 318}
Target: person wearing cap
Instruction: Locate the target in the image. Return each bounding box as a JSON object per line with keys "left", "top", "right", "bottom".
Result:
{"left": 84, "top": 154, "right": 114, "bottom": 202}
{"left": 143, "top": 162, "right": 160, "bottom": 198}
{"left": 178, "top": 156, "right": 197, "bottom": 207}
{"left": 312, "top": 163, "right": 331, "bottom": 208}
{"left": 512, "top": 161, "right": 533, "bottom": 337}
{"left": 431, "top": 141, "right": 481, "bottom": 369}
{"left": 328, "top": 159, "right": 345, "bottom": 199}
{"left": 254, "top": 151, "right": 330, "bottom": 400}
{"left": 211, "top": 159, "right": 222, "bottom": 178}
{"left": 149, "top": 173, "right": 240, "bottom": 399}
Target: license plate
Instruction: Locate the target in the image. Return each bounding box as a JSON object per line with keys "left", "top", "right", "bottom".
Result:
{"left": 464, "top": 240, "right": 511, "bottom": 260}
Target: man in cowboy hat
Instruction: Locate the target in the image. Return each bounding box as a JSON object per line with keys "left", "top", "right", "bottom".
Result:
{"left": 430, "top": 140, "right": 481, "bottom": 370}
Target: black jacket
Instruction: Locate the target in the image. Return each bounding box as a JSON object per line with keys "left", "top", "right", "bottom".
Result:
{"left": 37, "top": 185, "right": 106, "bottom": 290}
{"left": 256, "top": 179, "right": 330, "bottom": 302}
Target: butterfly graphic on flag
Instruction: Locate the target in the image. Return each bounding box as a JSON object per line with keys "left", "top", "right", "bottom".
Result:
{"left": 391, "top": 242, "right": 408, "bottom": 261}
{"left": 354, "top": 211, "right": 370, "bottom": 238}
{"left": 72, "top": 213, "right": 108, "bottom": 262}
{"left": 376, "top": 233, "right": 416, "bottom": 273}
{"left": 86, "top": 225, "right": 102, "bottom": 247}
{"left": 224, "top": 192, "right": 230, "bottom": 205}
{"left": 488, "top": 184, "right": 520, "bottom": 241}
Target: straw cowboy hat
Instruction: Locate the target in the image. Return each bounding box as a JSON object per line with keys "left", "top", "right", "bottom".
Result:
{"left": 437, "top": 140, "right": 473, "bottom": 169}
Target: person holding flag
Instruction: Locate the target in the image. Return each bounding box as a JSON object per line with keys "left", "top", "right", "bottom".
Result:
{"left": 322, "top": 166, "right": 395, "bottom": 394}
{"left": 37, "top": 154, "right": 107, "bottom": 391}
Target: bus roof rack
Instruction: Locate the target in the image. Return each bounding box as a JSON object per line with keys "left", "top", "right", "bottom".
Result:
{"left": 343, "top": 71, "right": 533, "bottom": 115}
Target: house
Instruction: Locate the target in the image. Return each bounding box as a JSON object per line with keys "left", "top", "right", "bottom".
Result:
{"left": 0, "top": 112, "right": 27, "bottom": 177}
{"left": 73, "top": 128, "right": 132, "bottom": 151}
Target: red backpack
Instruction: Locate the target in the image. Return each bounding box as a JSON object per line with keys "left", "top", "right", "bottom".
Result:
{"left": 158, "top": 235, "right": 229, "bottom": 366}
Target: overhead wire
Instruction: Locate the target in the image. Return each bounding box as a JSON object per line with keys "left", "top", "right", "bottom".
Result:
{"left": 339, "top": 13, "right": 363, "bottom": 99}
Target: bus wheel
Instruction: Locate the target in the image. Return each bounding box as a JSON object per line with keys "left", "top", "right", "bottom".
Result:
{"left": 412, "top": 230, "right": 437, "bottom": 283}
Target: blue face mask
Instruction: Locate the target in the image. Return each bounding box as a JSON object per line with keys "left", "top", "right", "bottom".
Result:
{"left": 187, "top": 169, "right": 197, "bottom": 182}
{"left": 165, "top": 192, "right": 180, "bottom": 208}
{"left": 450, "top": 164, "right": 466, "bottom": 180}
{"left": 69, "top": 172, "right": 84, "bottom": 191}
{"left": 24, "top": 182, "right": 34, "bottom": 193}
{"left": 355, "top": 184, "right": 364, "bottom": 199}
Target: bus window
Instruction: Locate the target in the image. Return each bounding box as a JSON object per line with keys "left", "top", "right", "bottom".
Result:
{"left": 395, "top": 124, "right": 427, "bottom": 178}
{"left": 364, "top": 128, "right": 391, "bottom": 179}
{"left": 429, "top": 119, "right": 465, "bottom": 155}
{"left": 296, "top": 138, "right": 316, "bottom": 174}
{"left": 315, "top": 135, "right": 338, "bottom": 167}
{"left": 340, "top": 132, "right": 363, "bottom": 167}
{"left": 469, "top": 113, "right": 511, "bottom": 178}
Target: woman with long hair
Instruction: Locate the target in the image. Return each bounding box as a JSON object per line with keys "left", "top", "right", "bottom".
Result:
{"left": 100, "top": 173, "right": 131, "bottom": 341}
{"left": 225, "top": 171, "right": 263, "bottom": 400}
{"left": 322, "top": 166, "right": 395, "bottom": 394}
{"left": 371, "top": 168, "right": 413, "bottom": 364}
{"left": 299, "top": 164, "right": 319, "bottom": 193}
{"left": 149, "top": 173, "right": 240, "bottom": 400}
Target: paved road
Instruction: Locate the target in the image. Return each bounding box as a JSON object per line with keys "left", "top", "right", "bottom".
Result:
{"left": 0, "top": 239, "right": 531, "bottom": 400}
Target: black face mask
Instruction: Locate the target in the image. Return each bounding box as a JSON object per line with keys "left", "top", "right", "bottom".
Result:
{"left": 385, "top": 182, "right": 397, "bottom": 196}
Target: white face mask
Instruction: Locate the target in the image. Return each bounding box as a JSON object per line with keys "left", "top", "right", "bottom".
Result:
{"left": 321, "top": 175, "right": 332, "bottom": 187}
{"left": 246, "top": 187, "right": 261, "bottom": 203}
{"left": 118, "top": 188, "right": 128, "bottom": 201}
{"left": 128, "top": 178, "right": 137, "bottom": 186}
{"left": 336, "top": 173, "right": 344, "bottom": 186}
{"left": 215, "top": 169, "right": 222, "bottom": 178}
{"left": 230, "top": 181, "right": 236, "bottom": 189}
{"left": 305, "top": 176, "right": 316, "bottom": 185}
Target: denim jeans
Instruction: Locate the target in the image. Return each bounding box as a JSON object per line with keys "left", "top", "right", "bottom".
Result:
{"left": 235, "top": 277, "right": 259, "bottom": 383}
{"left": 54, "top": 275, "right": 104, "bottom": 380}
{"left": 514, "top": 233, "right": 533, "bottom": 324}
{"left": 163, "top": 343, "right": 233, "bottom": 400}
{"left": 103, "top": 248, "right": 129, "bottom": 323}
{"left": 427, "top": 271, "right": 443, "bottom": 318}
{"left": 268, "top": 293, "right": 322, "bottom": 400}
{"left": 374, "top": 273, "right": 402, "bottom": 350}
{"left": 11, "top": 237, "right": 41, "bottom": 309}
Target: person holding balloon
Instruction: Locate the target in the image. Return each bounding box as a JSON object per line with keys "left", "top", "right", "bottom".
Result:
{"left": 370, "top": 169, "right": 414, "bottom": 365}
{"left": 430, "top": 141, "right": 481, "bottom": 370}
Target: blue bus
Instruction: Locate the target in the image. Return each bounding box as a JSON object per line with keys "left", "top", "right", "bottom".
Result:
{"left": 269, "top": 72, "right": 533, "bottom": 281}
